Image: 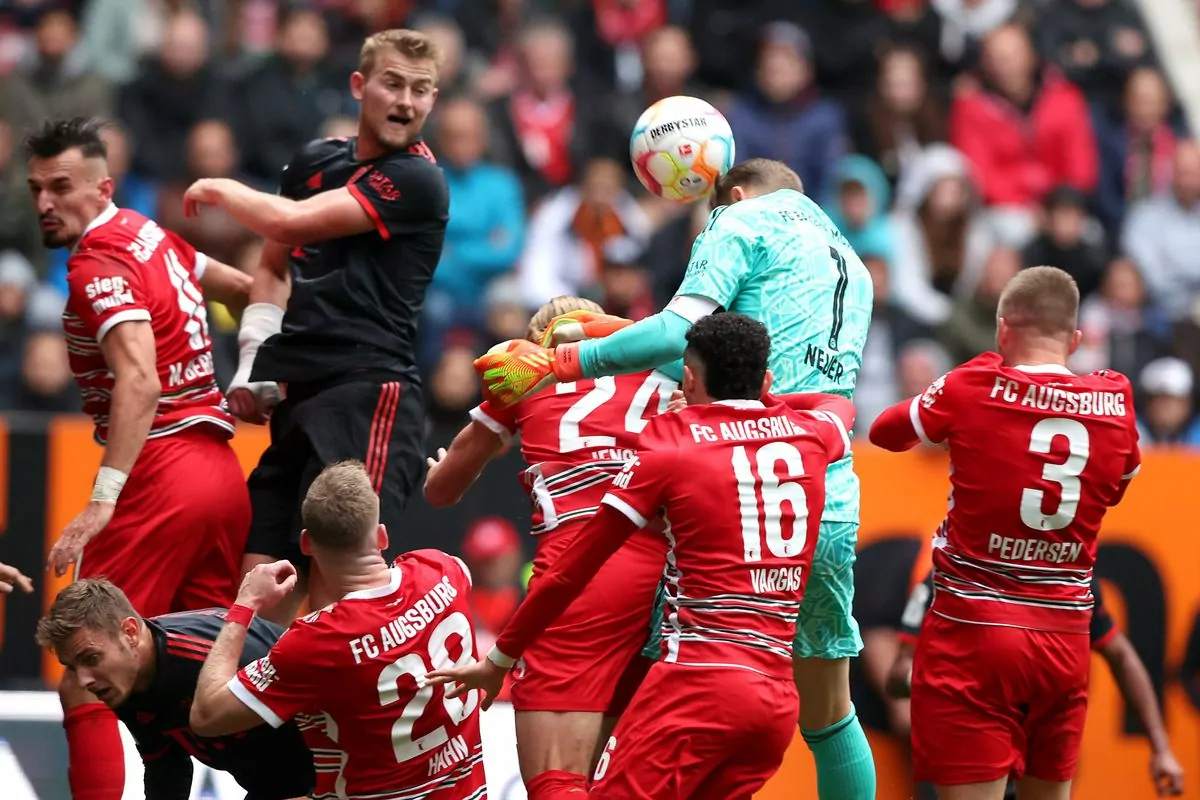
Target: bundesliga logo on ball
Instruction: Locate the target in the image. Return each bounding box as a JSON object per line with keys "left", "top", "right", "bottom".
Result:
{"left": 629, "top": 95, "right": 736, "bottom": 203}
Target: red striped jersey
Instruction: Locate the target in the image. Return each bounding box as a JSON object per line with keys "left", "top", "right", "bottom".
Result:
{"left": 62, "top": 204, "right": 233, "bottom": 444}
{"left": 231, "top": 550, "right": 486, "bottom": 800}
{"left": 470, "top": 370, "right": 677, "bottom": 534}
{"left": 600, "top": 399, "right": 849, "bottom": 680}
{"left": 909, "top": 352, "right": 1140, "bottom": 634}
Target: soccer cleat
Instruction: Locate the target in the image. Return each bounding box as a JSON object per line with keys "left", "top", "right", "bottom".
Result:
{"left": 474, "top": 339, "right": 583, "bottom": 407}
{"left": 538, "top": 310, "right": 634, "bottom": 348}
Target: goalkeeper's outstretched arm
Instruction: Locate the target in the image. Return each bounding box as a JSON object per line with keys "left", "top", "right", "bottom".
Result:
{"left": 574, "top": 295, "right": 718, "bottom": 380}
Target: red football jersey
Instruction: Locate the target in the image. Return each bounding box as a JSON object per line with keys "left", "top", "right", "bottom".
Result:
{"left": 470, "top": 370, "right": 677, "bottom": 533}
{"left": 911, "top": 352, "right": 1140, "bottom": 633}
{"left": 61, "top": 204, "right": 232, "bottom": 444}
{"left": 600, "top": 399, "right": 849, "bottom": 680}
{"left": 230, "top": 550, "right": 486, "bottom": 799}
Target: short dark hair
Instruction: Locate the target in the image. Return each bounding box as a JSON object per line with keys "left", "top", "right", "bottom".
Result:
{"left": 710, "top": 158, "right": 802, "bottom": 209}
{"left": 25, "top": 117, "right": 109, "bottom": 160}
{"left": 684, "top": 313, "right": 771, "bottom": 401}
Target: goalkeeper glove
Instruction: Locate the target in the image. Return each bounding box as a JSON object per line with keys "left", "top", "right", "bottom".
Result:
{"left": 538, "top": 309, "right": 633, "bottom": 348}
{"left": 474, "top": 339, "right": 584, "bottom": 407}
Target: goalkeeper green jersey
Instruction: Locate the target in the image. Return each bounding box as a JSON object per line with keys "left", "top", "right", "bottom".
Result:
{"left": 672, "top": 189, "right": 873, "bottom": 523}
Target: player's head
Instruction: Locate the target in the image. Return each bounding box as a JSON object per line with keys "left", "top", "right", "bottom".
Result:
{"left": 352, "top": 29, "right": 441, "bottom": 152}
{"left": 682, "top": 313, "right": 772, "bottom": 404}
{"left": 36, "top": 579, "right": 147, "bottom": 708}
{"left": 526, "top": 295, "right": 604, "bottom": 343}
{"left": 25, "top": 116, "right": 115, "bottom": 250}
{"left": 996, "top": 266, "right": 1082, "bottom": 359}
{"left": 710, "top": 158, "right": 803, "bottom": 210}
{"left": 301, "top": 460, "right": 388, "bottom": 560}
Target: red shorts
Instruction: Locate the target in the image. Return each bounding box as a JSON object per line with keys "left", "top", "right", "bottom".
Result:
{"left": 590, "top": 663, "right": 797, "bottom": 800}
{"left": 911, "top": 613, "right": 1091, "bottom": 785}
{"left": 509, "top": 524, "right": 665, "bottom": 714}
{"left": 78, "top": 426, "right": 250, "bottom": 616}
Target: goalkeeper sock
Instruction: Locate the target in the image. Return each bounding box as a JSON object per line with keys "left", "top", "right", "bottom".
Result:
{"left": 527, "top": 769, "right": 588, "bottom": 799}
{"left": 65, "top": 703, "right": 125, "bottom": 800}
{"left": 802, "top": 705, "right": 877, "bottom": 800}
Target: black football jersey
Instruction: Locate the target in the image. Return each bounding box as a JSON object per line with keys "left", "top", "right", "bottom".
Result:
{"left": 116, "top": 608, "right": 315, "bottom": 800}
{"left": 251, "top": 136, "right": 449, "bottom": 386}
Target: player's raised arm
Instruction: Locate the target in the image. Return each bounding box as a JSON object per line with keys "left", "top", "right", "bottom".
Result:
{"left": 196, "top": 255, "right": 252, "bottom": 321}
{"left": 423, "top": 416, "right": 507, "bottom": 507}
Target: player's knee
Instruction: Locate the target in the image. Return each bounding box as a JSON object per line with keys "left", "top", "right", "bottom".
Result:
{"left": 793, "top": 656, "right": 852, "bottom": 729}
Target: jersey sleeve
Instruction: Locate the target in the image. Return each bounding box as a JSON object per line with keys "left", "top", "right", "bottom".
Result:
{"left": 1089, "top": 577, "right": 1118, "bottom": 650}
{"left": 802, "top": 408, "right": 852, "bottom": 462}
{"left": 469, "top": 399, "right": 519, "bottom": 445}
{"left": 909, "top": 369, "right": 961, "bottom": 447}
{"left": 672, "top": 206, "right": 759, "bottom": 310}
{"left": 600, "top": 450, "right": 671, "bottom": 528}
{"left": 346, "top": 153, "right": 449, "bottom": 241}
{"left": 65, "top": 253, "right": 152, "bottom": 344}
{"left": 228, "top": 625, "right": 321, "bottom": 728}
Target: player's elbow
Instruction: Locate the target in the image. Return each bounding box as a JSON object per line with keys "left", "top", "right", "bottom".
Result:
{"left": 189, "top": 699, "right": 218, "bottom": 737}
{"left": 422, "top": 481, "right": 457, "bottom": 508}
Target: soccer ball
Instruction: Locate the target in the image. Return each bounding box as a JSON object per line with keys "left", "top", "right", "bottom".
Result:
{"left": 629, "top": 96, "right": 735, "bottom": 203}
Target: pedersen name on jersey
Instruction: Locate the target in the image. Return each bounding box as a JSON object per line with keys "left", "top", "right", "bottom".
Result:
{"left": 989, "top": 377, "right": 1127, "bottom": 416}
{"left": 348, "top": 576, "right": 460, "bottom": 664}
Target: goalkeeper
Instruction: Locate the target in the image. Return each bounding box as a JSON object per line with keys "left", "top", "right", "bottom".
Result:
{"left": 478, "top": 158, "right": 876, "bottom": 799}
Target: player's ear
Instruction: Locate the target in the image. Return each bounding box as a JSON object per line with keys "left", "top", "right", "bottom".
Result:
{"left": 96, "top": 175, "right": 116, "bottom": 204}
{"left": 376, "top": 524, "right": 389, "bottom": 551}
{"left": 995, "top": 317, "right": 1009, "bottom": 351}
{"left": 350, "top": 70, "right": 366, "bottom": 101}
{"left": 1068, "top": 329, "right": 1082, "bottom": 355}
{"left": 299, "top": 529, "right": 313, "bottom": 557}
{"left": 730, "top": 185, "right": 747, "bottom": 203}
{"left": 121, "top": 616, "right": 139, "bottom": 646}
{"left": 761, "top": 370, "right": 773, "bottom": 399}
{"left": 682, "top": 364, "right": 697, "bottom": 396}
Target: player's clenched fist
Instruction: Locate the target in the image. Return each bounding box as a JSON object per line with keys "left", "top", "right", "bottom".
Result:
{"left": 538, "top": 309, "right": 633, "bottom": 348}
{"left": 236, "top": 561, "right": 299, "bottom": 612}
{"left": 474, "top": 339, "right": 582, "bottom": 407}
{"left": 183, "top": 178, "right": 231, "bottom": 217}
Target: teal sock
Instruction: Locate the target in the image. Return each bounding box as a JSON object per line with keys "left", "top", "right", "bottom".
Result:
{"left": 802, "top": 705, "right": 877, "bottom": 800}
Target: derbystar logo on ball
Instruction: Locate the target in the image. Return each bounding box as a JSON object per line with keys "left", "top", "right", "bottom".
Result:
{"left": 630, "top": 95, "right": 736, "bottom": 204}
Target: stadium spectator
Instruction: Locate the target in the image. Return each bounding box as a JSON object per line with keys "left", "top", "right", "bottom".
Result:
{"left": 826, "top": 154, "right": 896, "bottom": 266}
{"left": 1073, "top": 256, "right": 1166, "bottom": 378}
{"left": 517, "top": 156, "right": 652, "bottom": 309}
{"left": 1036, "top": 0, "right": 1154, "bottom": 109}
{"left": 0, "top": 252, "right": 38, "bottom": 409}
{"left": 423, "top": 97, "right": 525, "bottom": 369}
{"left": 928, "top": 0, "right": 1020, "bottom": 71}
{"left": 725, "top": 21, "right": 846, "bottom": 200}
{"left": 427, "top": 331, "right": 485, "bottom": 425}
{"left": 235, "top": 8, "right": 349, "bottom": 185}
{"left": 118, "top": 10, "right": 229, "bottom": 181}
{"left": 608, "top": 25, "right": 705, "bottom": 160}
{"left": 895, "top": 337, "right": 952, "bottom": 402}
{"left": 0, "top": 9, "right": 113, "bottom": 136}
{"left": 1137, "top": 357, "right": 1200, "bottom": 446}
{"left": 938, "top": 244, "right": 1021, "bottom": 363}
{"left": 462, "top": 516, "right": 525, "bottom": 647}
{"left": 1121, "top": 140, "right": 1200, "bottom": 324}
{"left": 852, "top": 44, "right": 947, "bottom": 190}
{"left": 889, "top": 143, "right": 996, "bottom": 327}
{"left": 795, "top": 0, "right": 890, "bottom": 108}
{"left": 412, "top": 13, "right": 478, "bottom": 100}
{"left": 878, "top": 1, "right": 956, "bottom": 95}
{"left": 1093, "top": 65, "right": 1183, "bottom": 230}
{"left": 1021, "top": 184, "right": 1108, "bottom": 300}
{"left": 489, "top": 19, "right": 594, "bottom": 203}
{"left": 17, "top": 285, "right": 75, "bottom": 413}
{"left": 950, "top": 23, "right": 1097, "bottom": 242}
{"left": 0, "top": 120, "right": 44, "bottom": 276}
{"left": 856, "top": 252, "right": 930, "bottom": 428}
{"left": 156, "top": 120, "right": 260, "bottom": 268}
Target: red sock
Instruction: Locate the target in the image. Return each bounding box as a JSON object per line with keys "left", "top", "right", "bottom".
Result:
{"left": 64, "top": 703, "right": 125, "bottom": 800}
{"left": 527, "top": 769, "right": 589, "bottom": 799}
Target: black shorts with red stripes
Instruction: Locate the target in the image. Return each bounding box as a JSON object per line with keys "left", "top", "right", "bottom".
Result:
{"left": 245, "top": 374, "right": 425, "bottom": 572}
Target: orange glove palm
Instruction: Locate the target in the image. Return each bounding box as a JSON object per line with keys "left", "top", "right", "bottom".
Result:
{"left": 538, "top": 310, "right": 634, "bottom": 348}
{"left": 474, "top": 339, "right": 584, "bottom": 407}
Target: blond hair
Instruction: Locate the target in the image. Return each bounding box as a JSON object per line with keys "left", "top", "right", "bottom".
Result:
{"left": 302, "top": 460, "right": 381, "bottom": 551}
{"left": 527, "top": 296, "right": 605, "bottom": 343}
{"left": 997, "top": 265, "right": 1080, "bottom": 338}
{"left": 710, "top": 158, "right": 803, "bottom": 209}
{"left": 36, "top": 579, "right": 138, "bottom": 650}
{"left": 359, "top": 29, "right": 442, "bottom": 77}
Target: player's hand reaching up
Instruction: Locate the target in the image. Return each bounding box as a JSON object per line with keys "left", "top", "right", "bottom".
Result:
{"left": 236, "top": 561, "right": 299, "bottom": 613}
{"left": 425, "top": 657, "right": 506, "bottom": 711}
{"left": 667, "top": 389, "right": 687, "bottom": 413}
{"left": 1152, "top": 749, "right": 1185, "bottom": 796}
{"left": 538, "top": 310, "right": 633, "bottom": 348}
{"left": 48, "top": 501, "right": 116, "bottom": 577}
{"left": 0, "top": 561, "right": 33, "bottom": 594}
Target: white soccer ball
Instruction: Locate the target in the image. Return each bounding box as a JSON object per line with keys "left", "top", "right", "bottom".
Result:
{"left": 629, "top": 95, "right": 736, "bottom": 203}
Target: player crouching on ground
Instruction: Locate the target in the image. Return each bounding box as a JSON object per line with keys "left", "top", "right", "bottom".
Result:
{"left": 189, "top": 461, "right": 486, "bottom": 800}
{"left": 869, "top": 267, "right": 1141, "bottom": 800}
{"left": 36, "top": 579, "right": 315, "bottom": 799}
{"left": 426, "top": 295, "right": 673, "bottom": 798}
{"left": 431, "top": 313, "right": 854, "bottom": 799}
